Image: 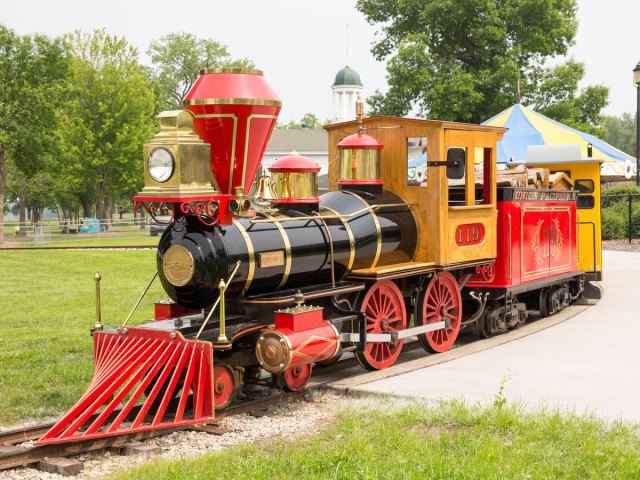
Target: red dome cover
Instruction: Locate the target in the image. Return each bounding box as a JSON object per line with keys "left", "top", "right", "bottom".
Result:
{"left": 337, "top": 133, "right": 383, "bottom": 150}
{"left": 183, "top": 69, "right": 281, "bottom": 195}
{"left": 269, "top": 154, "right": 320, "bottom": 173}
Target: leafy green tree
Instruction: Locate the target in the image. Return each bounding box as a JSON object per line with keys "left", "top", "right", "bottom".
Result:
{"left": 357, "top": 0, "right": 607, "bottom": 130}
{"left": 602, "top": 113, "right": 637, "bottom": 156}
{"left": 0, "top": 25, "right": 68, "bottom": 244}
{"left": 529, "top": 60, "right": 608, "bottom": 136}
{"left": 278, "top": 112, "right": 326, "bottom": 130}
{"left": 57, "top": 29, "right": 155, "bottom": 221}
{"left": 147, "top": 32, "right": 254, "bottom": 110}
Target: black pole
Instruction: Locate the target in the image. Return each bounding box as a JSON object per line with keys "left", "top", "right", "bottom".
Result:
{"left": 637, "top": 83, "right": 640, "bottom": 187}
{"left": 629, "top": 194, "right": 633, "bottom": 243}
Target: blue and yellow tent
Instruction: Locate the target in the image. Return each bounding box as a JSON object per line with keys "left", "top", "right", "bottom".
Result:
{"left": 482, "top": 104, "right": 634, "bottom": 177}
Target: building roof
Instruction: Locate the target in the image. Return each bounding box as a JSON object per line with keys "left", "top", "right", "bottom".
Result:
{"left": 332, "top": 65, "right": 363, "bottom": 87}
{"left": 265, "top": 129, "right": 327, "bottom": 153}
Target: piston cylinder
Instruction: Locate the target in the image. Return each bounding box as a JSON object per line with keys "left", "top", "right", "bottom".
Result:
{"left": 255, "top": 306, "right": 339, "bottom": 373}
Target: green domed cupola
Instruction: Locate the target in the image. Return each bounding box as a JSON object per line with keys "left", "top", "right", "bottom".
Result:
{"left": 332, "top": 66, "right": 363, "bottom": 87}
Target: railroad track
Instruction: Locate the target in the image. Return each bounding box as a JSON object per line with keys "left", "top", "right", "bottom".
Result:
{"left": 0, "top": 388, "right": 312, "bottom": 472}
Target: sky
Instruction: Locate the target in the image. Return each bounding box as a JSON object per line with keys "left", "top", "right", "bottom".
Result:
{"left": 1, "top": 0, "right": 638, "bottom": 124}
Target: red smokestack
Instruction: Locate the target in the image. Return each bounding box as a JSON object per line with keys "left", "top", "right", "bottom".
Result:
{"left": 183, "top": 68, "right": 281, "bottom": 195}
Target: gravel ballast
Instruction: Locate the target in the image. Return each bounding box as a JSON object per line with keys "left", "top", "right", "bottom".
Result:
{"left": 0, "top": 392, "right": 340, "bottom": 480}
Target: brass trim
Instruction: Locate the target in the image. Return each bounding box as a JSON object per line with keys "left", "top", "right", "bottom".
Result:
{"left": 200, "top": 67, "right": 264, "bottom": 75}
{"left": 162, "top": 245, "right": 195, "bottom": 287}
{"left": 258, "top": 251, "right": 285, "bottom": 267}
{"left": 94, "top": 271, "right": 102, "bottom": 330}
{"left": 217, "top": 279, "right": 228, "bottom": 343}
{"left": 192, "top": 113, "right": 238, "bottom": 192}
{"left": 326, "top": 322, "right": 342, "bottom": 361}
{"left": 321, "top": 205, "right": 355, "bottom": 272}
{"left": 261, "top": 212, "right": 292, "bottom": 289}
{"left": 184, "top": 98, "right": 282, "bottom": 107}
{"left": 338, "top": 148, "right": 380, "bottom": 182}
{"left": 343, "top": 190, "right": 382, "bottom": 269}
{"left": 292, "top": 334, "right": 339, "bottom": 362}
{"left": 271, "top": 171, "right": 319, "bottom": 200}
{"left": 234, "top": 220, "right": 255, "bottom": 295}
{"left": 243, "top": 114, "right": 279, "bottom": 190}
{"left": 196, "top": 260, "right": 241, "bottom": 340}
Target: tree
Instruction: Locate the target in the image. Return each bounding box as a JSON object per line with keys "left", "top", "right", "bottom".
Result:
{"left": 0, "top": 25, "right": 68, "bottom": 244}
{"left": 278, "top": 112, "right": 326, "bottom": 130}
{"left": 57, "top": 29, "right": 155, "bottom": 221}
{"left": 529, "top": 60, "right": 608, "bottom": 136}
{"left": 602, "top": 113, "right": 637, "bottom": 157}
{"left": 147, "top": 32, "right": 255, "bottom": 110}
{"left": 356, "top": 0, "right": 607, "bottom": 129}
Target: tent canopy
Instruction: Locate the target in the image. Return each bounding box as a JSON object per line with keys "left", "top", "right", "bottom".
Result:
{"left": 482, "top": 104, "right": 634, "bottom": 177}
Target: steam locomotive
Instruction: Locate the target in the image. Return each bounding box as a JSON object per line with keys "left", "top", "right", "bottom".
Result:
{"left": 37, "top": 68, "right": 602, "bottom": 445}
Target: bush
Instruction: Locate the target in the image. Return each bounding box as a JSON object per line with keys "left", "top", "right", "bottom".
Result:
{"left": 601, "top": 208, "right": 627, "bottom": 240}
{"left": 602, "top": 184, "right": 640, "bottom": 196}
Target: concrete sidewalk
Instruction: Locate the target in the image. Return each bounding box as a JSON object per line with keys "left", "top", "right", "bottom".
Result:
{"left": 349, "top": 250, "right": 640, "bottom": 422}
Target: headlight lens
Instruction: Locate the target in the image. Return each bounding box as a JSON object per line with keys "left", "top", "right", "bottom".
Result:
{"left": 148, "top": 148, "right": 175, "bottom": 183}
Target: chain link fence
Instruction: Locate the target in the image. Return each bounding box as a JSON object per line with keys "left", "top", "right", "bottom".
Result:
{"left": 601, "top": 194, "right": 640, "bottom": 243}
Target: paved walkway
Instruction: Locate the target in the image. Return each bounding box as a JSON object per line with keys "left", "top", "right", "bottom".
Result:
{"left": 349, "top": 250, "right": 640, "bottom": 422}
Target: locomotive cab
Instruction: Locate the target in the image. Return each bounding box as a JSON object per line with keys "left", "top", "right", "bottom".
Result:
{"left": 325, "top": 116, "right": 505, "bottom": 270}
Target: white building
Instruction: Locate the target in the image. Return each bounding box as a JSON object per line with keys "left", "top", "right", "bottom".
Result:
{"left": 331, "top": 65, "right": 364, "bottom": 124}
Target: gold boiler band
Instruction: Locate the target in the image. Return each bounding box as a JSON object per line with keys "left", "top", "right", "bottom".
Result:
{"left": 321, "top": 205, "right": 355, "bottom": 272}
{"left": 200, "top": 67, "right": 264, "bottom": 75}
{"left": 261, "top": 212, "right": 292, "bottom": 289}
{"left": 184, "top": 98, "right": 282, "bottom": 108}
{"left": 233, "top": 220, "right": 255, "bottom": 295}
{"left": 338, "top": 149, "right": 380, "bottom": 182}
{"left": 342, "top": 190, "right": 382, "bottom": 269}
{"left": 271, "top": 171, "right": 318, "bottom": 200}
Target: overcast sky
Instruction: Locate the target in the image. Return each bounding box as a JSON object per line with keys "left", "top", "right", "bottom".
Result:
{"left": 1, "top": 0, "right": 638, "bottom": 123}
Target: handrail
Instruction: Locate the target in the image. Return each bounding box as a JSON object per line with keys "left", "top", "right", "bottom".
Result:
{"left": 121, "top": 272, "right": 158, "bottom": 328}
{"left": 195, "top": 260, "right": 242, "bottom": 340}
{"left": 249, "top": 203, "right": 413, "bottom": 224}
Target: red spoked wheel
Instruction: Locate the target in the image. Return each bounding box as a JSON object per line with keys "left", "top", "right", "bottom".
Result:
{"left": 277, "top": 364, "right": 312, "bottom": 392}
{"left": 355, "top": 280, "right": 407, "bottom": 371}
{"left": 213, "top": 363, "right": 237, "bottom": 409}
{"left": 416, "top": 272, "right": 462, "bottom": 353}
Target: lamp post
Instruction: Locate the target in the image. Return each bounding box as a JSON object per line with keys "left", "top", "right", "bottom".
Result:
{"left": 634, "top": 61, "right": 640, "bottom": 186}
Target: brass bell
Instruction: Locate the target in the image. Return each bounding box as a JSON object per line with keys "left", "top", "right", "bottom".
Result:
{"left": 253, "top": 172, "right": 278, "bottom": 207}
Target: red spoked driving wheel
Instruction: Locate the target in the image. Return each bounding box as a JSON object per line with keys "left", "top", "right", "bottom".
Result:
{"left": 355, "top": 280, "right": 407, "bottom": 370}
{"left": 213, "top": 363, "right": 236, "bottom": 409}
{"left": 278, "top": 364, "right": 312, "bottom": 392}
{"left": 416, "top": 272, "right": 461, "bottom": 353}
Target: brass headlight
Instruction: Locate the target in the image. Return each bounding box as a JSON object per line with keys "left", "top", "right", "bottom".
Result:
{"left": 148, "top": 147, "right": 175, "bottom": 183}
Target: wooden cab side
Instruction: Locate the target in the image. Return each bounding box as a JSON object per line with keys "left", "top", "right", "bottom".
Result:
{"left": 325, "top": 116, "right": 506, "bottom": 269}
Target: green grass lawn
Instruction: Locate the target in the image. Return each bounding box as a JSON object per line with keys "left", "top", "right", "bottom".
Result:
{"left": 109, "top": 399, "right": 640, "bottom": 480}
{"left": 0, "top": 249, "right": 166, "bottom": 424}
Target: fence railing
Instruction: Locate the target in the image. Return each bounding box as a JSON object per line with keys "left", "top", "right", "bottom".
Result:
{"left": 0, "top": 217, "right": 153, "bottom": 248}
{"left": 601, "top": 194, "right": 640, "bottom": 242}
